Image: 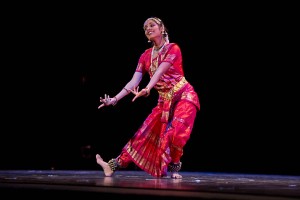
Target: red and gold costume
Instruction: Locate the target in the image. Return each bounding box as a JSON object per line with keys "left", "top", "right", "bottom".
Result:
{"left": 115, "top": 43, "right": 200, "bottom": 177}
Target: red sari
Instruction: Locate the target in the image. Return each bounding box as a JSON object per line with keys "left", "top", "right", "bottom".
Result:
{"left": 116, "top": 43, "right": 200, "bottom": 177}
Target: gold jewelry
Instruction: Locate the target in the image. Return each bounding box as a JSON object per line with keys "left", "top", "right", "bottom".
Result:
{"left": 108, "top": 159, "right": 119, "bottom": 171}
{"left": 150, "top": 42, "right": 166, "bottom": 75}
{"left": 144, "top": 87, "right": 150, "bottom": 97}
{"left": 168, "top": 162, "right": 182, "bottom": 172}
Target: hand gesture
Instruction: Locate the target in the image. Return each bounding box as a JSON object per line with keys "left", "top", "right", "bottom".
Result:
{"left": 98, "top": 94, "right": 117, "bottom": 109}
{"left": 131, "top": 86, "right": 150, "bottom": 102}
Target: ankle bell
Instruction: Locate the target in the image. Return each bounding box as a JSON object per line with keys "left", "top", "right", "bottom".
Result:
{"left": 107, "top": 158, "right": 119, "bottom": 171}
{"left": 168, "top": 162, "right": 182, "bottom": 172}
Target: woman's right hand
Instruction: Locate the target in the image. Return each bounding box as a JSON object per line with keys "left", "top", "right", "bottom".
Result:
{"left": 98, "top": 94, "right": 117, "bottom": 109}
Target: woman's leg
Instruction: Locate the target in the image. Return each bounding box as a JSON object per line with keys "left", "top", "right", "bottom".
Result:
{"left": 96, "top": 149, "right": 132, "bottom": 176}
{"left": 167, "top": 100, "right": 197, "bottom": 178}
{"left": 96, "top": 154, "right": 114, "bottom": 176}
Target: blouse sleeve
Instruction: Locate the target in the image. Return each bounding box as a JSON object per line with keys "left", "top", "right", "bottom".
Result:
{"left": 135, "top": 51, "right": 147, "bottom": 75}
{"left": 162, "top": 43, "right": 181, "bottom": 65}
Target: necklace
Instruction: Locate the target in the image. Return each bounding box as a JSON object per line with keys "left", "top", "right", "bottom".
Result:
{"left": 150, "top": 42, "right": 166, "bottom": 75}
{"left": 154, "top": 44, "right": 164, "bottom": 51}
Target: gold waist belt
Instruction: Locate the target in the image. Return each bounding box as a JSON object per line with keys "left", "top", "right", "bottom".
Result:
{"left": 158, "top": 77, "right": 187, "bottom": 101}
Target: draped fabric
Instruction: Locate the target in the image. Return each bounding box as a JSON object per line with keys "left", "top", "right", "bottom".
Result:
{"left": 116, "top": 43, "right": 200, "bottom": 177}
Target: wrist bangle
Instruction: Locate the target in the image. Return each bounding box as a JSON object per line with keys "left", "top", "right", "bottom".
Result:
{"left": 144, "top": 87, "right": 150, "bottom": 97}
{"left": 112, "top": 96, "right": 118, "bottom": 106}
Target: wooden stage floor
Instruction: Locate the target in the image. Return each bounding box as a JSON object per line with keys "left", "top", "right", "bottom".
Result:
{"left": 0, "top": 170, "right": 299, "bottom": 200}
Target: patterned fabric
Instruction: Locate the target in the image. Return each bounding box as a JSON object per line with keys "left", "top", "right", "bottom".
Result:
{"left": 117, "top": 43, "right": 200, "bottom": 177}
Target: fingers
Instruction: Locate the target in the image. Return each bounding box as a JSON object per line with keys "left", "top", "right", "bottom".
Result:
{"left": 132, "top": 95, "right": 138, "bottom": 102}
{"left": 100, "top": 96, "right": 107, "bottom": 103}
{"left": 99, "top": 94, "right": 112, "bottom": 108}
{"left": 100, "top": 95, "right": 111, "bottom": 102}
{"left": 98, "top": 104, "right": 105, "bottom": 109}
{"left": 130, "top": 86, "right": 139, "bottom": 95}
{"left": 129, "top": 89, "right": 135, "bottom": 94}
{"left": 98, "top": 94, "right": 109, "bottom": 109}
{"left": 132, "top": 94, "right": 142, "bottom": 102}
{"left": 132, "top": 90, "right": 146, "bottom": 102}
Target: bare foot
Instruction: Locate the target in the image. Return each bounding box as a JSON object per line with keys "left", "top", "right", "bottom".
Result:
{"left": 171, "top": 172, "right": 182, "bottom": 179}
{"left": 96, "top": 154, "right": 114, "bottom": 176}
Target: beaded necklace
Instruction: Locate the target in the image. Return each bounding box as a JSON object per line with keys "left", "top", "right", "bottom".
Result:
{"left": 150, "top": 42, "right": 166, "bottom": 75}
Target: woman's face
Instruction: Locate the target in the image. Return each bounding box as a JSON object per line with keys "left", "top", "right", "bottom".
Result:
{"left": 143, "top": 19, "right": 162, "bottom": 41}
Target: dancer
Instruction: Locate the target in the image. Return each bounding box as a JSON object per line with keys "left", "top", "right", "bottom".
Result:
{"left": 96, "top": 17, "right": 200, "bottom": 178}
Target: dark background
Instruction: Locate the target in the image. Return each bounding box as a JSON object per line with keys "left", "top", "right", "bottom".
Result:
{"left": 1, "top": 3, "right": 298, "bottom": 175}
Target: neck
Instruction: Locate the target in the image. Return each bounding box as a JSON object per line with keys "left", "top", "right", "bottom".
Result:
{"left": 153, "top": 38, "right": 165, "bottom": 51}
{"left": 154, "top": 44, "right": 164, "bottom": 51}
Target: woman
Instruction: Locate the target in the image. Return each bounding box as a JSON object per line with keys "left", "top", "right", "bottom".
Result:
{"left": 96, "top": 17, "right": 200, "bottom": 179}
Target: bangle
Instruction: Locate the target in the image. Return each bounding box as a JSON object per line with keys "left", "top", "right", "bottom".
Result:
{"left": 112, "top": 96, "right": 118, "bottom": 106}
{"left": 144, "top": 87, "right": 150, "bottom": 97}
{"left": 123, "top": 87, "right": 130, "bottom": 93}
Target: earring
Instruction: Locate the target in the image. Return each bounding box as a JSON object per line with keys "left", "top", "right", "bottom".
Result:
{"left": 148, "top": 40, "right": 151, "bottom": 43}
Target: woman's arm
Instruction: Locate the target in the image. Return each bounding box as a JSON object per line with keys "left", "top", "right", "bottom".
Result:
{"left": 98, "top": 71, "right": 143, "bottom": 109}
{"left": 116, "top": 71, "right": 143, "bottom": 101}
{"left": 132, "top": 61, "right": 171, "bottom": 102}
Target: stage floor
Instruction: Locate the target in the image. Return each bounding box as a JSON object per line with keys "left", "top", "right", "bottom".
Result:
{"left": 0, "top": 170, "right": 299, "bottom": 200}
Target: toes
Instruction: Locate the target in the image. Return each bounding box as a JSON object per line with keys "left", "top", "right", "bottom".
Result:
{"left": 171, "top": 174, "right": 182, "bottom": 179}
{"left": 96, "top": 154, "right": 103, "bottom": 160}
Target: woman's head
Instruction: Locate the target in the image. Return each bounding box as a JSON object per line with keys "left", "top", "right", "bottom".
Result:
{"left": 143, "top": 17, "right": 169, "bottom": 44}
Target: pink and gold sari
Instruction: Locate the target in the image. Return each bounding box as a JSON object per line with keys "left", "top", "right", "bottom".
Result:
{"left": 117, "top": 43, "right": 200, "bottom": 177}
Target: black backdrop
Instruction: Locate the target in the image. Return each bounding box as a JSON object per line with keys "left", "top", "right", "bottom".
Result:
{"left": 1, "top": 3, "right": 298, "bottom": 176}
